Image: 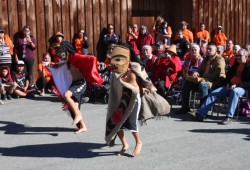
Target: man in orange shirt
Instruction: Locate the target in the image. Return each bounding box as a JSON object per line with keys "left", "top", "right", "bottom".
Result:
{"left": 175, "top": 21, "right": 193, "bottom": 43}
{"left": 212, "top": 25, "right": 227, "bottom": 46}
{"left": 195, "top": 23, "right": 210, "bottom": 43}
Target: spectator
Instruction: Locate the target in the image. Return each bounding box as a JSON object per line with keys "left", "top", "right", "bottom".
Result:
{"left": 212, "top": 25, "right": 227, "bottom": 46}
{"left": 140, "top": 45, "right": 156, "bottom": 76}
{"left": 36, "top": 53, "right": 55, "bottom": 96}
{"left": 0, "top": 66, "right": 16, "bottom": 100}
{"left": 74, "top": 29, "right": 90, "bottom": 55}
{"left": 245, "top": 43, "right": 250, "bottom": 62}
{"left": 222, "top": 40, "right": 234, "bottom": 65}
{"left": 195, "top": 23, "right": 210, "bottom": 43}
{"left": 12, "top": 60, "right": 35, "bottom": 98}
{"left": 174, "top": 30, "right": 189, "bottom": 60}
{"left": 195, "top": 38, "right": 207, "bottom": 56}
{"left": 103, "top": 24, "right": 119, "bottom": 48}
{"left": 156, "top": 21, "right": 172, "bottom": 47}
{"left": 153, "top": 16, "right": 164, "bottom": 41}
{"left": 49, "top": 32, "right": 76, "bottom": 63}
{"left": 0, "top": 26, "right": 14, "bottom": 70}
{"left": 14, "top": 25, "right": 37, "bottom": 86}
{"left": 175, "top": 21, "right": 193, "bottom": 43}
{"left": 176, "top": 44, "right": 226, "bottom": 114}
{"left": 182, "top": 44, "right": 203, "bottom": 76}
{"left": 151, "top": 44, "right": 182, "bottom": 96}
{"left": 217, "top": 45, "right": 225, "bottom": 56}
{"left": 137, "top": 25, "right": 155, "bottom": 52}
{"left": 229, "top": 45, "right": 241, "bottom": 67}
{"left": 126, "top": 24, "right": 140, "bottom": 56}
{"left": 193, "top": 49, "right": 250, "bottom": 124}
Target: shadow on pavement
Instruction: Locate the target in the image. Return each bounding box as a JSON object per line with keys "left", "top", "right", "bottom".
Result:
{"left": 0, "top": 142, "right": 115, "bottom": 158}
{"left": 0, "top": 121, "right": 73, "bottom": 136}
{"left": 189, "top": 128, "right": 250, "bottom": 141}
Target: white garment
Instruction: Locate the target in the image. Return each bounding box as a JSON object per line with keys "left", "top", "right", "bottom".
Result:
{"left": 48, "top": 62, "right": 72, "bottom": 98}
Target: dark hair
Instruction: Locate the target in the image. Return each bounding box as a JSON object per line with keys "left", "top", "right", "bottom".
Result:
{"left": 22, "top": 25, "right": 31, "bottom": 31}
{"left": 139, "top": 25, "right": 149, "bottom": 36}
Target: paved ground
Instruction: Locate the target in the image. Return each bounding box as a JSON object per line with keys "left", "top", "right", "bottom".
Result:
{"left": 0, "top": 94, "right": 250, "bottom": 170}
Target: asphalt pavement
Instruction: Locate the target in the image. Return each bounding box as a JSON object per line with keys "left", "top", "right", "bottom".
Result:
{"left": 0, "top": 94, "right": 250, "bottom": 170}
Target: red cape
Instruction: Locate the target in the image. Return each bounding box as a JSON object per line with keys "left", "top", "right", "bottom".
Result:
{"left": 68, "top": 53, "right": 104, "bottom": 85}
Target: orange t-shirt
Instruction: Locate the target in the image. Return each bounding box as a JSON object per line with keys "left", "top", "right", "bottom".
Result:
{"left": 212, "top": 33, "right": 227, "bottom": 46}
{"left": 175, "top": 28, "right": 193, "bottom": 43}
{"left": 196, "top": 30, "right": 210, "bottom": 41}
{"left": 74, "top": 37, "right": 83, "bottom": 54}
{"left": 230, "top": 64, "right": 244, "bottom": 85}
{"left": 37, "top": 63, "right": 54, "bottom": 82}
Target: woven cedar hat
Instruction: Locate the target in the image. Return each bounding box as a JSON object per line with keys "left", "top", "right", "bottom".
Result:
{"left": 165, "top": 44, "right": 177, "bottom": 55}
{"left": 55, "top": 31, "right": 64, "bottom": 39}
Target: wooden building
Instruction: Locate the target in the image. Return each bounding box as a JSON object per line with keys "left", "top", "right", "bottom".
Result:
{"left": 0, "top": 0, "right": 249, "bottom": 80}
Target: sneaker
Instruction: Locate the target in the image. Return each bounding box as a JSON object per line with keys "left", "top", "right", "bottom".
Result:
{"left": 81, "top": 97, "right": 89, "bottom": 104}
{"left": 194, "top": 112, "right": 205, "bottom": 121}
{"left": 219, "top": 117, "right": 233, "bottom": 125}
{"left": 7, "top": 94, "right": 13, "bottom": 100}
{"left": 175, "top": 107, "right": 191, "bottom": 114}
{"left": 0, "top": 100, "right": 4, "bottom": 105}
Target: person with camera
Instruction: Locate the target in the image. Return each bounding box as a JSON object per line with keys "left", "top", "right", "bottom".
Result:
{"left": 74, "top": 29, "right": 90, "bottom": 55}
{"left": 151, "top": 44, "right": 182, "bottom": 97}
{"left": 126, "top": 24, "right": 140, "bottom": 56}
{"left": 0, "top": 26, "right": 14, "bottom": 70}
{"left": 14, "top": 26, "right": 37, "bottom": 87}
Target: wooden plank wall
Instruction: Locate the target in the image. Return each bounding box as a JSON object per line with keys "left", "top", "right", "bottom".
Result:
{"left": 0, "top": 0, "right": 132, "bottom": 65}
{"left": 132, "top": 0, "right": 250, "bottom": 46}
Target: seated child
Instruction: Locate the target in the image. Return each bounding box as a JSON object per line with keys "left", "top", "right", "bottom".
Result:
{"left": 11, "top": 60, "right": 36, "bottom": 98}
{"left": 36, "top": 53, "right": 55, "bottom": 96}
{"left": 0, "top": 66, "right": 16, "bottom": 100}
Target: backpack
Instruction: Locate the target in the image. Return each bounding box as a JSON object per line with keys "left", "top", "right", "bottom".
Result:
{"left": 239, "top": 101, "right": 250, "bottom": 117}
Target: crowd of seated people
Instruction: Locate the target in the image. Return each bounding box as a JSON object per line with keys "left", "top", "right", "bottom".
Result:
{"left": 1, "top": 17, "right": 250, "bottom": 126}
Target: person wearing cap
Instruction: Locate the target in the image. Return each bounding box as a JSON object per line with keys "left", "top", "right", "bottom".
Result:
{"left": 176, "top": 44, "right": 226, "bottom": 114}
{"left": 195, "top": 23, "right": 210, "bottom": 43}
{"left": 175, "top": 21, "right": 193, "bottom": 43}
{"left": 73, "top": 29, "right": 90, "bottom": 55}
{"left": 11, "top": 60, "right": 36, "bottom": 98}
{"left": 212, "top": 25, "right": 227, "bottom": 46}
{"left": 151, "top": 44, "right": 182, "bottom": 96}
{"left": 173, "top": 30, "right": 189, "bottom": 60}
{"left": 0, "top": 26, "right": 14, "bottom": 70}
{"left": 14, "top": 26, "right": 37, "bottom": 87}
{"left": 105, "top": 45, "right": 170, "bottom": 157}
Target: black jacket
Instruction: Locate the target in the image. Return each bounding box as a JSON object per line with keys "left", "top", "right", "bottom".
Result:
{"left": 225, "top": 62, "right": 250, "bottom": 91}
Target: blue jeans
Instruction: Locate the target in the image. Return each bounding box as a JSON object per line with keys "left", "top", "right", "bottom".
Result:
{"left": 181, "top": 80, "right": 210, "bottom": 108}
{"left": 198, "top": 86, "right": 245, "bottom": 118}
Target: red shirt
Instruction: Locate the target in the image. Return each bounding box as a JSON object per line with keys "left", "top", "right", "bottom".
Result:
{"left": 137, "top": 34, "right": 155, "bottom": 52}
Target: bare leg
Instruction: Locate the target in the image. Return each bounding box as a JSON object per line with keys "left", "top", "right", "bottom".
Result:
{"left": 73, "top": 102, "right": 87, "bottom": 134}
{"left": 117, "top": 130, "right": 129, "bottom": 155}
{"left": 64, "top": 90, "right": 82, "bottom": 125}
{"left": 132, "top": 132, "right": 142, "bottom": 157}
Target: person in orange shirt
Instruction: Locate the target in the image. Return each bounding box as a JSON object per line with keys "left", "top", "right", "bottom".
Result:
{"left": 195, "top": 23, "right": 210, "bottom": 43}
{"left": 212, "top": 25, "right": 227, "bottom": 46}
{"left": 36, "top": 53, "right": 55, "bottom": 96}
{"left": 175, "top": 21, "right": 193, "bottom": 43}
{"left": 74, "top": 29, "right": 90, "bottom": 55}
{"left": 222, "top": 40, "right": 234, "bottom": 67}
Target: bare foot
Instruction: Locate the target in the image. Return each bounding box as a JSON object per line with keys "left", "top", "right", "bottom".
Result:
{"left": 75, "top": 127, "right": 87, "bottom": 134}
{"left": 117, "top": 145, "right": 129, "bottom": 156}
{"left": 72, "top": 115, "right": 82, "bottom": 125}
{"left": 132, "top": 143, "right": 142, "bottom": 157}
